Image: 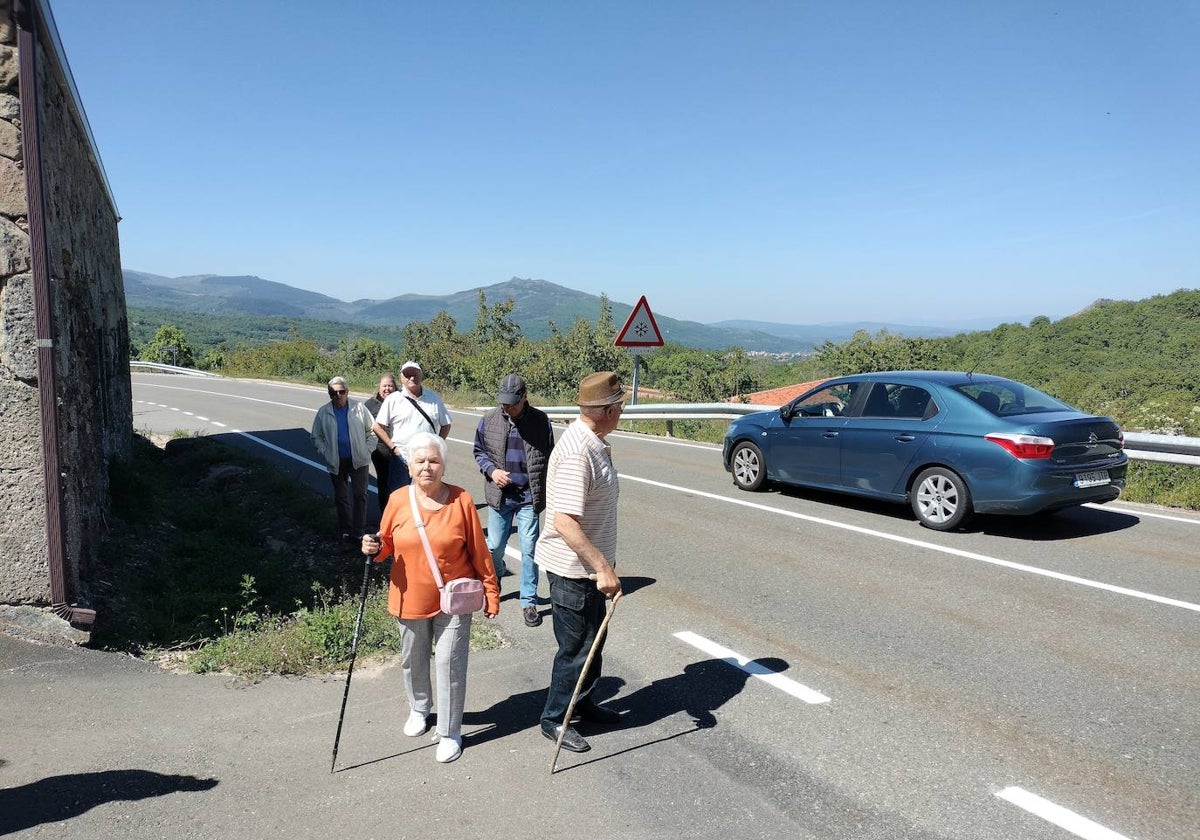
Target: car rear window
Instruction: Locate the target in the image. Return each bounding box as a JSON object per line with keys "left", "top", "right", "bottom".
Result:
{"left": 955, "top": 382, "right": 1072, "bottom": 415}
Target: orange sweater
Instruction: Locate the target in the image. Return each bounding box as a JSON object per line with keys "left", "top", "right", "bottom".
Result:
{"left": 374, "top": 485, "right": 500, "bottom": 619}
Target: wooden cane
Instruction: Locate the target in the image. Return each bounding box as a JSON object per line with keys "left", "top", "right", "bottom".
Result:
{"left": 550, "top": 590, "right": 622, "bottom": 773}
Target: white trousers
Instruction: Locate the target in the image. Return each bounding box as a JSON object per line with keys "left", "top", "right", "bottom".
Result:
{"left": 397, "top": 612, "right": 472, "bottom": 740}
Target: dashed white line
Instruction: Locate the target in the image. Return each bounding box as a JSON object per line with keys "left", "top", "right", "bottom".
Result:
{"left": 996, "top": 787, "right": 1131, "bottom": 840}
{"left": 674, "top": 630, "right": 831, "bottom": 704}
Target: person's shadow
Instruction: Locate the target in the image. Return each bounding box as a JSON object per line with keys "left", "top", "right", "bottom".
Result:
{"left": 339, "top": 655, "right": 788, "bottom": 770}
{"left": 0, "top": 769, "right": 218, "bottom": 835}
{"left": 462, "top": 656, "right": 787, "bottom": 757}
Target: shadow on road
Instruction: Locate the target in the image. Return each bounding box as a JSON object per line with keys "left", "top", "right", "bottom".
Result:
{"left": 773, "top": 484, "right": 1140, "bottom": 539}
{"left": 0, "top": 769, "right": 218, "bottom": 835}
{"left": 333, "top": 656, "right": 788, "bottom": 773}
{"left": 555, "top": 656, "right": 789, "bottom": 773}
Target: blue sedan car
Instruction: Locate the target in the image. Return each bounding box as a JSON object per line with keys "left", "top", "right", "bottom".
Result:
{"left": 722, "top": 371, "right": 1128, "bottom": 530}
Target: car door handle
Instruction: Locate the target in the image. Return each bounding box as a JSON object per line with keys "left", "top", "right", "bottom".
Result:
{"left": 823, "top": 431, "right": 840, "bottom": 439}
{"left": 894, "top": 434, "right": 916, "bottom": 442}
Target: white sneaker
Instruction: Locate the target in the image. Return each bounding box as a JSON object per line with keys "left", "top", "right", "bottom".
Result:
{"left": 435, "top": 736, "right": 461, "bottom": 763}
{"left": 403, "top": 711, "right": 429, "bottom": 737}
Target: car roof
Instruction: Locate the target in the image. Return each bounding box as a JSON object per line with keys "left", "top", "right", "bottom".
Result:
{"left": 831, "top": 370, "right": 1011, "bottom": 386}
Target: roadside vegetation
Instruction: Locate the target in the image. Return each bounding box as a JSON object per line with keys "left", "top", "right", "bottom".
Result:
{"left": 91, "top": 433, "right": 500, "bottom": 677}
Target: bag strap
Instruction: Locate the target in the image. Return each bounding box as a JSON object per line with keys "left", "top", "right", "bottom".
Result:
{"left": 405, "top": 396, "right": 438, "bottom": 433}
{"left": 409, "top": 484, "right": 445, "bottom": 591}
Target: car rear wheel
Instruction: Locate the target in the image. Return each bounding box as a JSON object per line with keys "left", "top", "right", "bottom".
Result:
{"left": 911, "top": 467, "right": 972, "bottom": 530}
{"left": 730, "top": 441, "right": 767, "bottom": 492}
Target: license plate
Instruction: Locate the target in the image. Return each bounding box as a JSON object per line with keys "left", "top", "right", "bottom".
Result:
{"left": 1074, "top": 470, "right": 1110, "bottom": 488}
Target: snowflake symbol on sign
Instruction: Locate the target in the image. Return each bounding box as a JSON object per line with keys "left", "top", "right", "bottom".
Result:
{"left": 634, "top": 323, "right": 648, "bottom": 337}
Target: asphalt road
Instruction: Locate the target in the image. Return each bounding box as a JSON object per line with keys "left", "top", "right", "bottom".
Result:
{"left": 2, "top": 373, "right": 1195, "bottom": 840}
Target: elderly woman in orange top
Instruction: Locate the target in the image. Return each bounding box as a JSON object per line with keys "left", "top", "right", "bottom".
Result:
{"left": 361, "top": 431, "right": 499, "bottom": 763}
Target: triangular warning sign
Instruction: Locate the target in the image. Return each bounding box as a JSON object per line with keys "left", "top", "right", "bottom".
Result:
{"left": 614, "top": 295, "right": 665, "bottom": 347}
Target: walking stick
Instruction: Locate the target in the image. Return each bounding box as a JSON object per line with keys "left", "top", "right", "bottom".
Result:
{"left": 550, "top": 590, "right": 622, "bottom": 774}
{"left": 330, "top": 550, "right": 374, "bottom": 773}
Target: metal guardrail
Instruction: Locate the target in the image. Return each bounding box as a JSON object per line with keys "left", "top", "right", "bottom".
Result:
{"left": 1122, "top": 432, "right": 1200, "bottom": 467}
{"left": 534, "top": 402, "right": 1200, "bottom": 467}
{"left": 539, "top": 402, "right": 758, "bottom": 423}
{"left": 130, "top": 361, "right": 221, "bottom": 378}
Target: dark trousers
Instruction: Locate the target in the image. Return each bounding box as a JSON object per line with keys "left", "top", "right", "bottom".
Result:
{"left": 330, "top": 457, "right": 369, "bottom": 536}
{"left": 541, "top": 572, "right": 608, "bottom": 725}
{"left": 370, "top": 450, "right": 392, "bottom": 515}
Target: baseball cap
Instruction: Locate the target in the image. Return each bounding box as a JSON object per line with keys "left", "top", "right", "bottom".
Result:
{"left": 497, "top": 374, "right": 527, "bottom": 406}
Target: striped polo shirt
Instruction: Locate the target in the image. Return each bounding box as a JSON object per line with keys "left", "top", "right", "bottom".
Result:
{"left": 534, "top": 418, "right": 619, "bottom": 578}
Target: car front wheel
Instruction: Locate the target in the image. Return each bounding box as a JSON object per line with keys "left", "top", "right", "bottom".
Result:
{"left": 911, "top": 467, "right": 972, "bottom": 530}
{"left": 730, "top": 441, "right": 767, "bottom": 492}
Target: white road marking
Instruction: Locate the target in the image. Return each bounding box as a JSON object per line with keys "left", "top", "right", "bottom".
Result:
{"left": 674, "top": 630, "right": 831, "bottom": 704}
{"left": 996, "top": 787, "right": 1131, "bottom": 840}
{"left": 228, "top": 429, "right": 378, "bottom": 496}
{"left": 1087, "top": 502, "right": 1200, "bottom": 525}
{"left": 133, "top": 381, "right": 317, "bottom": 412}
{"left": 625, "top": 475, "right": 1200, "bottom": 614}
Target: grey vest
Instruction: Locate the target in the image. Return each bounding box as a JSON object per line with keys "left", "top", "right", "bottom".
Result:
{"left": 478, "top": 405, "right": 553, "bottom": 513}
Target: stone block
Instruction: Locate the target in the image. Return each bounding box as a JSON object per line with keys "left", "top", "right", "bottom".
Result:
{"left": 0, "top": 214, "right": 29, "bottom": 275}
{"left": 1, "top": 272, "right": 36, "bottom": 379}
{"left": 0, "top": 379, "right": 46, "bottom": 603}
{"left": 0, "top": 93, "right": 18, "bottom": 121}
{"left": 0, "top": 606, "right": 89, "bottom": 645}
{"left": 0, "top": 118, "right": 18, "bottom": 160}
{"left": 0, "top": 155, "right": 25, "bottom": 217}
{"left": 0, "top": 46, "right": 15, "bottom": 93}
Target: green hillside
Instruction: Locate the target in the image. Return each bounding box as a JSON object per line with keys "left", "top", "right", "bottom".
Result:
{"left": 804, "top": 288, "right": 1200, "bottom": 435}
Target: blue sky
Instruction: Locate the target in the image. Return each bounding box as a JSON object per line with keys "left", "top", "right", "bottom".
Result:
{"left": 51, "top": 0, "right": 1198, "bottom": 327}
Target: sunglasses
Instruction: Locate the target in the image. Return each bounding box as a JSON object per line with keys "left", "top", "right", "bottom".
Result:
{"left": 330, "top": 389, "right": 347, "bottom": 396}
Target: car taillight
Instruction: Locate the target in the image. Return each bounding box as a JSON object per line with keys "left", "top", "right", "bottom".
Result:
{"left": 985, "top": 432, "right": 1055, "bottom": 459}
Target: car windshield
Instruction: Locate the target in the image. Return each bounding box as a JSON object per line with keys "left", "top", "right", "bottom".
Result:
{"left": 954, "top": 380, "right": 1073, "bottom": 416}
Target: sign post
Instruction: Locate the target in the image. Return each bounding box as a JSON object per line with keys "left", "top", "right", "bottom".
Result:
{"left": 614, "top": 295, "right": 664, "bottom": 404}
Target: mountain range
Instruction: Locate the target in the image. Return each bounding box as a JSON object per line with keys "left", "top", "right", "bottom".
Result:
{"left": 122, "top": 271, "right": 1004, "bottom": 353}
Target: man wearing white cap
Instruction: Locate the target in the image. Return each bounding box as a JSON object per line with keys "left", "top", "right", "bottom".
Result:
{"left": 372, "top": 360, "right": 452, "bottom": 494}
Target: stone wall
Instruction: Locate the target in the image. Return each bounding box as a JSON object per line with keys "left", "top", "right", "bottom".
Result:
{"left": 0, "top": 0, "right": 132, "bottom": 608}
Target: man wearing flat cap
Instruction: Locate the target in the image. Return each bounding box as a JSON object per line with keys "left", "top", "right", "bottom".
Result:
{"left": 473, "top": 373, "right": 555, "bottom": 628}
{"left": 372, "top": 360, "right": 452, "bottom": 493}
{"left": 536, "top": 371, "right": 625, "bottom": 754}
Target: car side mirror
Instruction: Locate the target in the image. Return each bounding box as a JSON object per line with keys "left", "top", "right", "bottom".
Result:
{"left": 780, "top": 404, "right": 795, "bottom": 421}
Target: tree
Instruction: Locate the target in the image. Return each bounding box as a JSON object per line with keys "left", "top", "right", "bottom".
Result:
{"left": 141, "top": 324, "right": 195, "bottom": 368}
